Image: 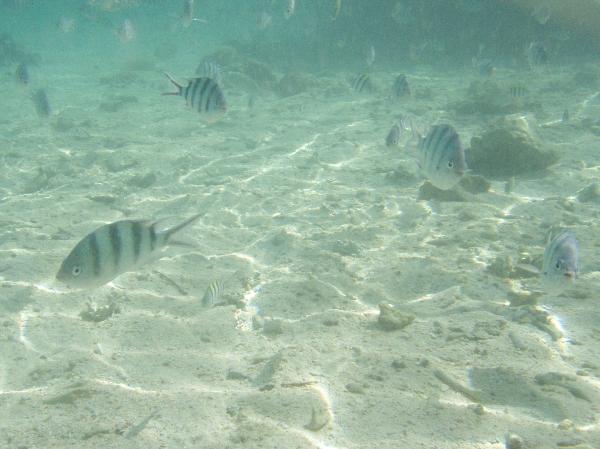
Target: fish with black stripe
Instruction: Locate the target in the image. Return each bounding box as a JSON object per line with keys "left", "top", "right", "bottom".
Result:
{"left": 56, "top": 214, "right": 202, "bottom": 289}
{"left": 202, "top": 279, "right": 225, "bottom": 306}
{"left": 351, "top": 73, "right": 373, "bottom": 93}
{"left": 163, "top": 73, "right": 227, "bottom": 115}
{"left": 416, "top": 124, "right": 466, "bottom": 190}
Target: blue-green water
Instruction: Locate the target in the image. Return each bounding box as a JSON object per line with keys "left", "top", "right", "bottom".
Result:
{"left": 1, "top": 1, "right": 600, "bottom": 448}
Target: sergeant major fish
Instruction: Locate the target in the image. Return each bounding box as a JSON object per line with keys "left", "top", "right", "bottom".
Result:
{"left": 202, "top": 279, "right": 224, "bottom": 306}
{"left": 391, "top": 74, "right": 410, "bottom": 98}
{"left": 163, "top": 73, "right": 227, "bottom": 115}
{"left": 542, "top": 229, "right": 578, "bottom": 292}
{"left": 32, "top": 88, "right": 51, "bottom": 117}
{"left": 416, "top": 124, "right": 466, "bottom": 190}
{"left": 56, "top": 214, "right": 202, "bottom": 289}
{"left": 385, "top": 123, "right": 401, "bottom": 147}
{"left": 351, "top": 73, "right": 372, "bottom": 93}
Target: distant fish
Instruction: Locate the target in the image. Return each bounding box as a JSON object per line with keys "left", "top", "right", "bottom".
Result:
{"left": 562, "top": 109, "right": 569, "bottom": 122}
{"left": 332, "top": 0, "right": 342, "bottom": 20}
{"left": 182, "top": 0, "right": 195, "bottom": 27}
{"left": 542, "top": 229, "right": 578, "bottom": 292}
{"left": 351, "top": 73, "right": 372, "bottom": 93}
{"left": 248, "top": 94, "right": 257, "bottom": 109}
{"left": 202, "top": 279, "right": 224, "bottom": 306}
{"left": 57, "top": 16, "right": 75, "bottom": 33}
{"left": 509, "top": 85, "right": 527, "bottom": 98}
{"left": 526, "top": 41, "right": 548, "bottom": 67}
{"left": 366, "top": 45, "right": 376, "bottom": 67}
{"left": 532, "top": 4, "right": 551, "bottom": 25}
{"left": 391, "top": 74, "right": 410, "bottom": 98}
{"left": 285, "top": 0, "right": 295, "bottom": 19}
{"left": 163, "top": 73, "right": 227, "bottom": 115}
{"left": 257, "top": 11, "right": 272, "bottom": 29}
{"left": 195, "top": 60, "right": 221, "bottom": 84}
{"left": 416, "top": 124, "right": 466, "bottom": 190}
{"left": 32, "top": 88, "right": 51, "bottom": 117}
{"left": 385, "top": 123, "right": 402, "bottom": 147}
{"left": 56, "top": 214, "right": 202, "bottom": 289}
{"left": 116, "top": 18, "right": 135, "bottom": 43}
{"left": 15, "top": 62, "right": 29, "bottom": 85}
{"left": 476, "top": 59, "right": 495, "bottom": 77}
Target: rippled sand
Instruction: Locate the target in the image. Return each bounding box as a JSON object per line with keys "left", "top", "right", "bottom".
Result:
{"left": 1, "top": 58, "right": 600, "bottom": 449}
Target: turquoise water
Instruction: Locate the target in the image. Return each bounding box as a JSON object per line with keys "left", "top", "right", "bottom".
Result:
{"left": 1, "top": 1, "right": 600, "bottom": 448}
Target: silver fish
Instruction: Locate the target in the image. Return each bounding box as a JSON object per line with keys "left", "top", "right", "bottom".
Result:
{"left": 542, "top": 229, "right": 578, "bottom": 291}
{"left": 351, "top": 73, "right": 372, "bottom": 93}
{"left": 182, "top": 0, "right": 194, "bottom": 27}
{"left": 285, "top": 0, "right": 296, "bottom": 19}
{"left": 385, "top": 123, "right": 401, "bottom": 147}
{"left": 163, "top": 73, "right": 227, "bottom": 115}
{"left": 391, "top": 74, "right": 410, "bottom": 98}
{"left": 417, "top": 124, "right": 466, "bottom": 190}
{"left": 57, "top": 214, "right": 202, "bottom": 289}
{"left": 202, "top": 279, "right": 224, "bottom": 306}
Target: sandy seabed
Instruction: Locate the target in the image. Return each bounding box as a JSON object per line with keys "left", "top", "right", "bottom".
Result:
{"left": 1, "top": 57, "right": 600, "bottom": 449}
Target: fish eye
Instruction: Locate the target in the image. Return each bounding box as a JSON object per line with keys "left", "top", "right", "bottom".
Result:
{"left": 447, "top": 160, "right": 454, "bottom": 168}
{"left": 72, "top": 266, "right": 81, "bottom": 276}
{"left": 555, "top": 261, "right": 561, "bottom": 269}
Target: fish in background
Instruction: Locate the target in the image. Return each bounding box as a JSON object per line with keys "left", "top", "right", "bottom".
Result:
{"left": 57, "top": 16, "right": 76, "bottom": 33}
{"left": 195, "top": 60, "right": 221, "bottom": 84}
{"left": 163, "top": 73, "right": 227, "bottom": 115}
{"left": 526, "top": 41, "right": 548, "bottom": 68}
{"left": 475, "top": 58, "right": 495, "bottom": 77}
{"left": 385, "top": 123, "right": 402, "bottom": 147}
{"left": 391, "top": 74, "right": 410, "bottom": 98}
{"left": 56, "top": 214, "right": 202, "bottom": 289}
{"left": 32, "top": 88, "right": 51, "bottom": 117}
{"left": 415, "top": 124, "right": 466, "bottom": 190}
{"left": 532, "top": 4, "right": 551, "bottom": 25}
{"left": 366, "top": 45, "right": 376, "bottom": 68}
{"left": 351, "top": 73, "right": 373, "bottom": 93}
{"left": 202, "top": 279, "right": 224, "bottom": 306}
{"left": 509, "top": 85, "right": 527, "bottom": 98}
{"left": 284, "top": 0, "right": 295, "bottom": 19}
{"left": 257, "top": 11, "right": 272, "bottom": 29}
{"left": 15, "top": 62, "right": 29, "bottom": 85}
{"left": 562, "top": 109, "right": 570, "bottom": 122}
{"left": 542, "top": 229, "right": 578, "bottom": 292}
{"left": 116, "top": 18, "right": 135, "bottom": 43}
{"left": 332, "top": 0, "right": 341, "bottom": 20}
{"left": 181, "top": 0, "right": 206, "bottom": 27}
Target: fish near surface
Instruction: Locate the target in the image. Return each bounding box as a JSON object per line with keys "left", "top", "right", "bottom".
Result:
{"left": 542, "top": 229, "right": 578, "bottom": 292}
{"left": 56, "top": 214, "right": 202, "bottom": 289}
{"left": 416, "top": 124, "right": 466, "bottom": 190}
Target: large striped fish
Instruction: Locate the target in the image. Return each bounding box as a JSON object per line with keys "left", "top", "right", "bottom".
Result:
{"left": 542, "top": 229, "right": 578, "bottom": 292}
{"left": 416, "top": 124, "right": 466, "bottom": 190}
{"left": 163, "top": 73, "right": 227, "bottom": 115}
{"left": 56, "top": 214, "right": 202, "bottom": 289}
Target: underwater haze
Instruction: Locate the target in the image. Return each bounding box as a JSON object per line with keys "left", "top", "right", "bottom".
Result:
{"left": 2, "top": 0, "right": 600, "bottom": 448}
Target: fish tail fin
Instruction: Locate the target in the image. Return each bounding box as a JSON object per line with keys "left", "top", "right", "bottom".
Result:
{"left": 161, "top": 213, "right": 203, "bottom": 242}
{"left": 162, "top": 72, "right": 182, "bottom": 95}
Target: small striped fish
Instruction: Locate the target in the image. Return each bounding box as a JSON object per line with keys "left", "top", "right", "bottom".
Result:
{"left": 57, "top": 214, "right": 202, "bottom": 289}
{"left": 542, "top": 229, "right": 578, "bottom": 291}
{"left": 16, "top": 62, "right": 29, "bottom": 85}
{"left": 391, "top": 74, "right": 410, "bottom": 98}
{"left": 385, "top": 123, "right": 401, "bottom": 147}
{"left": 163, "top": 73, "right": 227, "bottom": 115}
{"left": 351, "top": 73, "right": 372, "bottom": 93}
{"left": 202, "top": 279, "right": 224, "bottom": 306}
{"left": 195, "top": 60, "right": 221, "bottom": 84}
{"left": 32, "top": 88, "right": 51, "bottom": 117}
{"left": 417, "top": 124, "right": 466, "bottom": 190}
{"left": 509, "top": 85, "right": 527, "bottom": 98}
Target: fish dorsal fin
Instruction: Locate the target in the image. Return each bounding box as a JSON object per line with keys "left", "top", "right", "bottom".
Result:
{"left": 162, "top": 72, "right": 183, "bottom": 96}
{"left": 155, "top": 213, "right": 204, "bottom": 243}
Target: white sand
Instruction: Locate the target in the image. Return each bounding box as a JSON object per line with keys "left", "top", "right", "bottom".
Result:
{"left": 1, "top": 57, "right": 600, "bottom": 449}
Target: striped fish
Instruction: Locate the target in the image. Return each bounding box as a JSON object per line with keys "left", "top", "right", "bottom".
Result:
{"left": 202, "top": 279, "right": 224, "bottom": 306}
{"left": 195, "top": 60, "right": 221, "bottom": 84}
{"left": 32, "top": 88, "right": 51, "bottom": 117}
{"left": 163, "top": 73, "right": 227, "bottom": 115}
{"left": 417, "top": 124, "right": 466, "bottom": 190}
{"left": 56, "top": 214, "right": 202, "bottom": 289}
{"left": 351, "top": 73, "right": 372, "bottom": 93}
{"left": 385, "top": 123, "right": 401, "bottom": 147}
{"left": 542, "top": 229, "right": 578, "bottom": 291}
{"left": 391, "top": 74, "right": 410, "bottom": 98}
{"left": 509, "top": 85, "right": 527, "bottom": 98}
